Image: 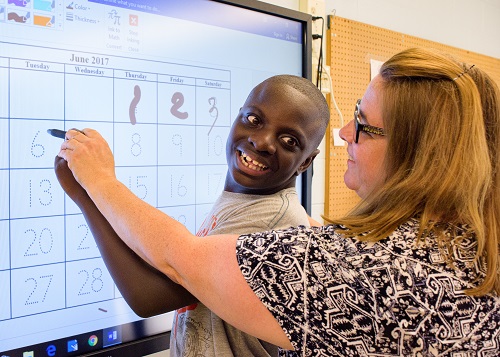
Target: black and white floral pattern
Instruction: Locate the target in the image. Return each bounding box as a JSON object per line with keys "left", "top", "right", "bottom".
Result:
{"left": 236, "top": 219, "right": 500, "bottom": 356}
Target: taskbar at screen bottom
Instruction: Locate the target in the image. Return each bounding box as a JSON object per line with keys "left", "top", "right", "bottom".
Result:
{"left": 0, "top": 319, "right": 170, "bottom": 357}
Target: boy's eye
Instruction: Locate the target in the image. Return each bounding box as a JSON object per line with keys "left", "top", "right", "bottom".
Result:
{"left": 281, "top": 135, "right": 299, "bottom": 147}
{"left": 246, "top": 115, "right": 260, "bottom": 125}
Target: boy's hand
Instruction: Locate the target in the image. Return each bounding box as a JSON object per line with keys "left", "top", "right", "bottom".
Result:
{"left": 54, "top": 156, "right": 88, "bottom": 207}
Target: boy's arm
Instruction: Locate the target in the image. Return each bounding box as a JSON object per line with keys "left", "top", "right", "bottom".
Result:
{"left": 54, "top": 156, "right": 197, "bottom": 317}
{"left": 58, "top": 129, "right": 293, "bottom": 349}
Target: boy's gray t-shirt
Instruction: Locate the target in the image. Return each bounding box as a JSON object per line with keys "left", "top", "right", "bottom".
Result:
{"left": 170, "top": 188, "right": 310, "bottom": 357}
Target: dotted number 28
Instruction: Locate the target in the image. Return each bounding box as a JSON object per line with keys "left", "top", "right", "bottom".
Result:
{"left": 78, "top": 268, "right": 104, "bottom": 296}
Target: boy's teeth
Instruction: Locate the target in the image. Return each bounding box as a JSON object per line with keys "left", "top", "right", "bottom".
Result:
{"left": 240, "top": 152, "right": 268, "bottom": 171}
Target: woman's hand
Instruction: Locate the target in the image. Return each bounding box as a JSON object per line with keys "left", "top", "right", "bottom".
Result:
{"left": 58, "top": 128, "right": 116, "bottom": 190}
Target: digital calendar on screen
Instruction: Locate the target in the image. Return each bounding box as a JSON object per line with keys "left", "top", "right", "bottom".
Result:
{"left": 0, "top": 0, "right": 305, "bottom": 353}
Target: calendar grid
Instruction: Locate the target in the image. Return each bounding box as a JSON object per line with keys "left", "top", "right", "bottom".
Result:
{"left": 0, "top": 44, "right": 231, "bottom": 323}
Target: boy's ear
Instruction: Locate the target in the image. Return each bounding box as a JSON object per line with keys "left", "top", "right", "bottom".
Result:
{"left": 295, "top": 149, "right": 320, "bottom": 176}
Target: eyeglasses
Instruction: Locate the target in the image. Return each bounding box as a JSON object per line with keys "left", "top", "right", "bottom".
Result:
{"left": 354, "top": 99, "right": 385, "bottom": 143}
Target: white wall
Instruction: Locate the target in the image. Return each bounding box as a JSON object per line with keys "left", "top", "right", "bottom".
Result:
{"left": 263, "top": 0, "right": 500, "bottom": 223}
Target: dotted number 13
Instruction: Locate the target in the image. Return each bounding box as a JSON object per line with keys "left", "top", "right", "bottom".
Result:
{"left": 29, "top": 179, "right": 53, "bottom": 207}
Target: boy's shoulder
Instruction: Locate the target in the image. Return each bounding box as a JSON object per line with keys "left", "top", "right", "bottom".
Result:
{"left": 202, "top": 188, "right": 308, "bottom": 236}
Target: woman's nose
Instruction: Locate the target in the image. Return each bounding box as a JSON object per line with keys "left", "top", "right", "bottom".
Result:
{"left": 339, "top": 120, "right": 354, "bottom": 143}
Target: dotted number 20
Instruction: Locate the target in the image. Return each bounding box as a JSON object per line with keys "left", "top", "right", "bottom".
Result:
{"left": 24, "top": 228, "right": 53, "bottom": 256}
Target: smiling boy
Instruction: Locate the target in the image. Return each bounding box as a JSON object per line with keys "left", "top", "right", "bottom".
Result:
{"left": 55, "top": 74, "right": 329, "bottom": 357}
{"left": 171, "top": 74, "right": 329, "bottom": 357}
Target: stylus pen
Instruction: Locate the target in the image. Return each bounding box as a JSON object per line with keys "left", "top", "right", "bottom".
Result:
{"left": 47, "top": 128, "right": 85, "bottom": 139}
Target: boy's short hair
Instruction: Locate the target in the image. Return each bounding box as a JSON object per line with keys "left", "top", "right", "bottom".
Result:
{"left": 261, "top": 75, "right": 330, "bottom": 133}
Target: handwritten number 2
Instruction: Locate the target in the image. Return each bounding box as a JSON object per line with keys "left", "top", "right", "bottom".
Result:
{"left": 170, "top": 92, "right": 188, "bottom": 119}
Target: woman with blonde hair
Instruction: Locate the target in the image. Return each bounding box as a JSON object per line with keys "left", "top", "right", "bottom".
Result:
{"left": 57, "top": 47, "right": 499, "bottom": 355}
{"left": 331, "top": 48, "right": 500, "bottom": 297}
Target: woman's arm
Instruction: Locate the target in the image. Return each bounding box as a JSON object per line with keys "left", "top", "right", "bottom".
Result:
{"left": 54, "top": 156, "right": 197, "bottom": 317}
{"left": 58, "top": 128, "right": 294, "bottom": 350}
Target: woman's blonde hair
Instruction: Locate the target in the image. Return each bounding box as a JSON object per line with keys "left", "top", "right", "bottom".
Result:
{"left": 327, "top": 47, "right": 500, "bottom": 296}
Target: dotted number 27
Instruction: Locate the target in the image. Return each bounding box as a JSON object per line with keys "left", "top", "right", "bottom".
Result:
{"left": 24, "top": 274, "right": 53, "bottom": 306}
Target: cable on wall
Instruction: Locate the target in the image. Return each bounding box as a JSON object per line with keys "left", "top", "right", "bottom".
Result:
{"left": 326, "top": 10, "right": 344, "bottom": 127}
{"left": 312, "top": 16, "right": 324, "bottom": 90}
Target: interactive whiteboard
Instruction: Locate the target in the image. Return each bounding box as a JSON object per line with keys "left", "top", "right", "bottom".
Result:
{"left": 0, "top": 0, "right": 311, "bottom": 355}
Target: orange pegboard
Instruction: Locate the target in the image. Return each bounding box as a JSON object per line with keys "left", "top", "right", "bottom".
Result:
{"left": 324, "top": 16, "right": 500, "bottom": 220}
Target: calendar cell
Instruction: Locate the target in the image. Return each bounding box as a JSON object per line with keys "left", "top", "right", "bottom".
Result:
{"left": 196, "top": 86, "right": 231, "bottom": 128}
{"left": 157, "top": 124, "right": 196, "bottom": 165}
{"left": 157, "top": 165, "right": 196, "bottom": 207}
{"left": 196, "top": 126, "right": 230, "bottom": 165}
{"left": 0, "top": 270, "right": 11, "bottom": 320}
{"left": 10, "top": 169, "right": 65, "bottom": 219}
{"left": 114, "top": 122, "right": 158, "bottom": 167}
{"left": 65, "top": 214, "right": 100, "bottom": 262}
{"left": 114, "top": 77, "right": 158, "bottom": 124}
{"left": 195, "top": 164, "right": 227, "bottom": 204}
{"left": 9, "top": 68, "right": 64, "bottom": 120}
{"left": 160, "top": 205, "right": 197, "bottom": 235}
{"left": 0, "top": 220, "right": 9, "bottom": 270}
{"left": 158, "top": 82, "right": 196, "bottom": 125}
{"left": 116, "top": 166, "right": 158, "bottom": 207}
{"left": 66, "top": 258, "right": 115, "bottom": 307}
{"left": 65, "top": 72, "right": 114, "bottom": 122}
{"left": 11, "top": 263, "right": 66, "bottom": 318}
{"left": 9, "top": 119, "right": 64, "bottom": 169}
{"left": 10, "top": 215, "right": 65, "bottom": 269}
